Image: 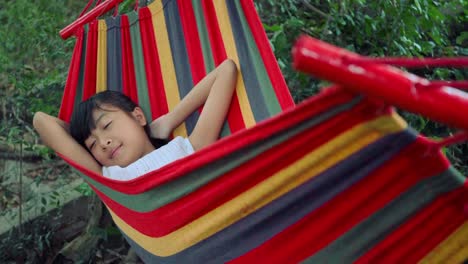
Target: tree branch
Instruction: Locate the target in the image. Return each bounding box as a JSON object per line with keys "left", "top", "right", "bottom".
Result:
{"left": 301, "top": 0, "right": 331, "bottom": 20}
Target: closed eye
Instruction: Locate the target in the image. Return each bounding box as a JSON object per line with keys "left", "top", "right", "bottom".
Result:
{"left": 104, "top": 121, "right": 112, "bottom": 129}
{"left": 89, "top": 141, "right": 96, "bottom": 150}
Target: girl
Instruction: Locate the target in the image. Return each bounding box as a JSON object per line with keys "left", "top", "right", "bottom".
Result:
{"left": 33, "top": 59, "right": 238, "bottom": 180}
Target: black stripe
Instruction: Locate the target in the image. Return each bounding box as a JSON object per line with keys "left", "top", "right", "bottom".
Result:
{"left": 106, "top": 16, "right": 123, "bottom": 92}
{"left": 164, "top": 0, "right": 199, "bottom": 133}
{"left": 75, "top": 27, "right": 87, "bottom": 109}
{"left": 226, "top": 0, "right": 270, "bottom": 122}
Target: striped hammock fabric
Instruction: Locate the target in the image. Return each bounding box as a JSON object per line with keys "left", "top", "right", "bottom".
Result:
{"left": 58, "top": 0, "right": 468, "bottom": 263}
{"left": 59, "top": 0, "right": 294, "bottom": 134}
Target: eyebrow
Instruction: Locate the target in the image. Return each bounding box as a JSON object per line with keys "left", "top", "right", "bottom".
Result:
{"left": 95, "top": 113, "right": 107, "bottom": 125}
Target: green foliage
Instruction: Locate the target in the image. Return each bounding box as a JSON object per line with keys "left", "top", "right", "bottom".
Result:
{"left": 75, "top": 182, "right": 95, "bottom": 197}
{"left": 258, "top": 0, "right": 466, "bottom": 99}
{"left": 0, "top": 3, "right": 87, "bottom": 260}
{"left": 257, "top": 0, "right": 467, "bottom": 174}
{"left": 0, "top": 217, "right": 59, "bottom": 262}
{"left": 0, "top": 0, "right": 82, "bottom": 145}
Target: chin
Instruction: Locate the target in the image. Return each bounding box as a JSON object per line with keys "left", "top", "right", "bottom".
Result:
{"left": 117, "top": 158, "right": 135, "bottom": 168}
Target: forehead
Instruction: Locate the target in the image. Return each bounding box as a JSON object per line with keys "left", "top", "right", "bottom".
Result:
{"left": 91, "top": 104, "right": 121, "bottom": 121}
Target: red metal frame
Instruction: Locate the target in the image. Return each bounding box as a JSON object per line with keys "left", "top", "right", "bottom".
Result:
{"left": 292, "top": 35, "right": 468, "bottom": 135}
{"left": 348, "top": 57, "right": 468, "bottom": 69}
{"left": 60, "top": 0, "right": 124, "bottom": 39}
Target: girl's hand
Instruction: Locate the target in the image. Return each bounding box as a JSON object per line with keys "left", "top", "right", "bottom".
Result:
{"left": 150, "top": 114, "right": 173, "bottom": 139}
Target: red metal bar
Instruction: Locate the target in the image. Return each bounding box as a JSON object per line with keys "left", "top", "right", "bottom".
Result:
{"left": 292, "top": 35, "right": 468, "bottom": 131}
{"left": 348, "top": 57, "right": 468, "bottom": 68}
{"left": 428, "top": 81, "right": 468, "bottom": 91}
{"left": 78, "top": 0, "right": 95, "bottom": 19}
{"left": 60, "top": 0, "right": 124, "bottom": 39}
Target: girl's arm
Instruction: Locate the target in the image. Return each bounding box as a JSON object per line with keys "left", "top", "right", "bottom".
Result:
{"left": 150, "top": 59, "right": 238, "bottom": 150}
{"left": 33, "top": 112, "right": 102, "bottom": 174}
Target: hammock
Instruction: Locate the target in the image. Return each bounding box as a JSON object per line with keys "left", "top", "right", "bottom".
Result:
{"left": 58, "top": 0, "right": 468, "bottom": 263}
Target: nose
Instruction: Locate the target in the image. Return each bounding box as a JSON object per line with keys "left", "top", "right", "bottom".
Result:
{"left": 100, "top": 138, "right": 112, "bottom": 149}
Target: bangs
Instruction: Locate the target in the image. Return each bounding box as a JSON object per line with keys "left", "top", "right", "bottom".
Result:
{"left": 70, "top": 99, "right": 100, "bottom": 147}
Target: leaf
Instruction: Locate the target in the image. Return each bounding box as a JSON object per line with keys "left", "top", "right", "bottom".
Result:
{"left": 287, "top": 17, "right": 304, "bottom": 28}
{"left": 456, "top": 32, "right": 468, "bottom": 46}
{"left": 263, "top": 24, "right": 282, "bottom": 32}
{"left": 413, "top": 0, "right": 423, "bottom": 14}
{"left": 393, "top": 41, "right": 409, "bottom": 55}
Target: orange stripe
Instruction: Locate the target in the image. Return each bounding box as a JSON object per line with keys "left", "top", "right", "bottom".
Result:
{"left": 96, "top": 20, "right": 107, "bottom": 92}
{"left": 148, "top": 0, "right": 188, "bottom": 137}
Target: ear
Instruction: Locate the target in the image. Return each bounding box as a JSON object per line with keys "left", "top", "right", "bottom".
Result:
{"left": 131, "top": 107, "right": 147, "bottom": 126}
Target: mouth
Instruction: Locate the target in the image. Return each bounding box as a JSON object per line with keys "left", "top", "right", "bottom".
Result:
{"left": 110, "top": 144, "right": 122, "bottom": 159}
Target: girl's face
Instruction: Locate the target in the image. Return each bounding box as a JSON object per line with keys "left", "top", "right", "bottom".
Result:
{"left": 84, "top": 104, "right": 155, "bottom": 167}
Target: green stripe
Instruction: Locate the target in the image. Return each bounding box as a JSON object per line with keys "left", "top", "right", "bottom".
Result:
{"left": 192, "top": 0, "right": 215, "bottom": 74}
{"left": 74, "top": 25, "right": 87, "bottom": 109}
{"left": 233, "top": 0, "right": 282, "bottom": 116}
{"left": 227, "top": 0, "right": 269, "bottom": 122}
{"left": 127, "top": 11, "right": 152, "bottom": 121}
{"left": 83, "top": 96, "right": 363, "bottom": 212}
{"left": 191, "top": 0, "right": 231, "bottom": 138}
{"left": 302, "top": 166, "right": 465, "bottom": 263}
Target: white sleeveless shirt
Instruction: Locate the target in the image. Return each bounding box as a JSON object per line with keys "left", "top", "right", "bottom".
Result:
{"left": 102, "top": 136, "right": 194, "bottom": 181}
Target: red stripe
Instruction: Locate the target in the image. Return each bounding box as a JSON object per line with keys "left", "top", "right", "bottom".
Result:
{"left": 82, "top": 21, "right": 98, "bottom": 101}
{"left": 58, "top": 87, "right": 355, "bottom": 192}
{"left": 201, "top": 0, "right": 226, "bottom": 65}
{"left": 240, "top": 0, "right": 294, "bottom": 110}
{"left": 202, "top": 0, "right": 245, "bottom": 132}
{"left": 407, "top": 215, "right": 465, "bottom": 263}
{"left": 59, "top": 28, "right": 85, "bottom": 122}
{"left": 176, "top": 0, "right": 206, "bottom": 124}
{"left": 120, "top": 15, "right": 139, "bottom": 104}
{"left": 401, "top": 211, "right": 464, "bottom": 264}
{"left": 177, "top": 0, "right": 206, "bottom": 83}
{"left": 355, "top": 188, "right": 467, "bottom": 264}
{"left": 231, "top": 138, "right": 450, "bottom": 263}
{"left": 138, "top": 7, "right": 168, "bottom": 119}
{"left": 90, "top": 94, "right": 381, "bottom": 237}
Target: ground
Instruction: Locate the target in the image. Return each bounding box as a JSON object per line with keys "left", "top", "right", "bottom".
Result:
{"left": 0, "top": 153, "right": 142, "bottom": 263}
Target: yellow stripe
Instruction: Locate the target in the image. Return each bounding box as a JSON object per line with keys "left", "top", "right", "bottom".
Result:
{"left": 212, "top": 0, "right": 256, "bottom": 128}
{"left": 107, "top": 113, "right": 407, "bottom": 256}
{"left": 418, "top": 221, "right": 468, "bottom": 264}
{"left": 96, "top": 20, "right": 107, "bottom": 92}
{"left": 445, "top": 244, "right": 468, "bottom": 264}
{"left": 149, "top": 1, "right": 188, "bottom": 138}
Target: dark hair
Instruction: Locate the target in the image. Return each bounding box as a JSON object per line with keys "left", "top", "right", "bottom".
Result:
{"left": 70, "top": 90, "right": 168, "bottom": 150}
